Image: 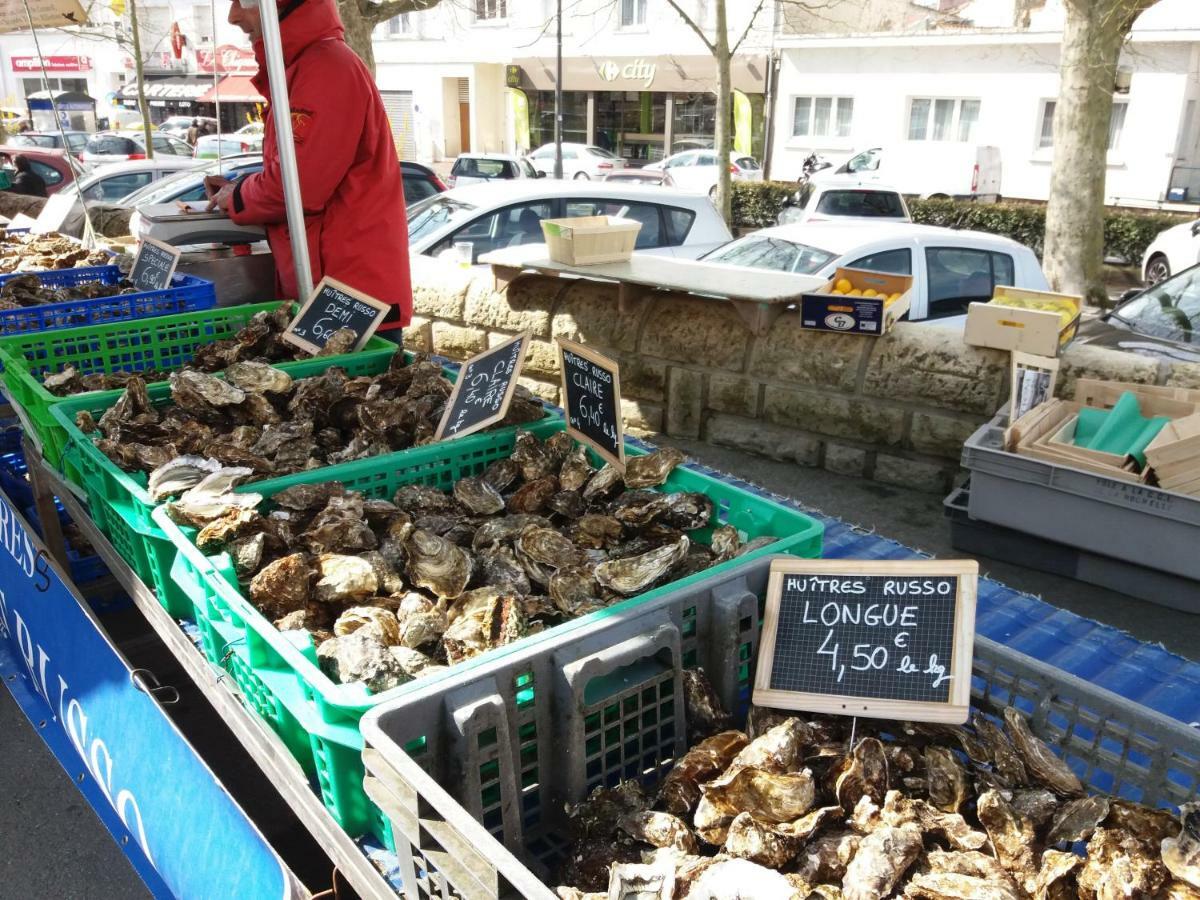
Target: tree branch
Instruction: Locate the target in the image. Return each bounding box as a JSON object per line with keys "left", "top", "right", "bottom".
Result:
{"left": 358, "top": 0, "right": 444, "bottom": 27}
{"left": 664, "top": 0, "right": 714, "bottom": 54}
{"left": 731, "top": 0, "right": 767, "bottom": 55}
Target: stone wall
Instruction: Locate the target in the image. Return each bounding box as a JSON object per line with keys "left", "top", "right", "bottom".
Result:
{"left": 407, "top": 257, "right": 1200, "bottom": 495}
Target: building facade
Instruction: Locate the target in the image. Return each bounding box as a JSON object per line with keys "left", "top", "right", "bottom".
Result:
{"left": 372, "top": 1, "right": 775, "bottom": 164}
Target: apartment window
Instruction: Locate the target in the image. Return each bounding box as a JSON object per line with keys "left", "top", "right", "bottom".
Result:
{"left": 907, "top": 97, "right": 980, "bottom": 142}
{"left": 385, "top": 13, "right": 412, "bottom": 35}
{"left": 475, "top": 0, "right": 506, "bottom": 20}
{"left": 621, "top": 0, "right": 647, "bottom": 27}
{"left": 792, "top": 96, "right": 853, "bottom": 139}
{"left": 1038, "top": 99, "right": 1127, "bottom": 151}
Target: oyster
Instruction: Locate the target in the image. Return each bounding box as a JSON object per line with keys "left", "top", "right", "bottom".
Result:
{"left": 836, "top": 738, "right": 889, "bottom": 812}
{"left": 249, "top": 553, "right": 313, "bottom": 619}
{"left": 395, "top": 592, "right": 447, "bottom": 649}
{"left": 1003, "top": 707, "right": 1083, "bottom": 796}
{"left": 683, "top": 859, "right": 796, "bottom": 900}
{"left": 478, "top": 545, "right": 533, "bottom": 596}
{"left": 570, "top": 514, "right": 623, "bottom": 550}
{"left": 166, "top": 469, "right": 260, "bottom": 526}
{"left": 171, "top": 369, "right": 246, "bottom": 409}
{"left": 660, "top": 493, "right": 713, "bottom": 531}
{"left": 722, "top": 812, "right": 797, "bottom": 868}
{"left": 700, "top": 766, "right": 815, "bottom": 825}
{"left": 710, "top": 525, "right": 741, "bottom": 562}
{"left": 560, "top": 445, "right": 595, "bottom": 492}
{"left": 389, "top": 646, "right": 444, "bottom": 679}
{"left": 147, "top": 455, "right": 222, "bottom": 501}
{"left": 795, "top": 831, "right": 860, "bottom": 885}
{"left": 682, "top": 669, "right": 732, "bottom": 743}
{"left": 196, "top": 507, "right": 261, "bottom": 554}
{"left": 320, "top": 631, "right": 409, "bottom": 693}
{"left": 1009, "top": 788, "right": 1059, "bottom": 830}
{"left": 606, "top": 862, "right": 674, "bottom": 900}
{"left": 512, "top": 430, "right": 555, "bottom": 481}
{"left": 508, "top": 475, "right": 559, "bottom": 514}
{"left": 976, "top": 789, "right": 1038, "bottom": 895}
{"left": 225, "top": 361, "right": 293, "bottom": 395}
{"left": 1034, "top": 849, "right": 1082, "bottom": 900}
{"left": 1106, "top": 799, "right": 1179, "bottom": 844}
{"left": 453, "top": 476, "right": 504, "bottom": 516}
{"left": 595, "top": 537, "right": 689, "bottom": 595}
{"left": 624, "top": 448, "right": 685, "bottom": 489}
{"left": 548, "top": 567, "right": 602, "bottom": 617}
{"left": 973, "top": 715, "right": 1029, "bottom": 788}
{"left": 728, "top": 718, "right": 807, "bottom": 774}
{"left": 471, "top": 514, "right": 552, "bottom": 551}
{"left": 481, "top": 457, "right": 519, "bottom": 492}
{"left": 517, "top": 526, "right": 580, "bottom": 570}
{"left": 1045, "top": 795, "right": 1109, "bottom": 845}
{"left": 303, "top": 494, "right": 377, "bottom": 554}
{"left": 902, "top": 873, "right": 1025, "bottom": 900}
{"left": 1163, "top": 804, "right": 1200, "bottom": 890}
{"left": 618, "top": 812, "right": 697, "bottom": 854}
{"left": 333, "top": 606, "right": 401, "bottom": 645}
{"left": 405, "top": 529, "right": 471, "bottom": 599}
{"left": 924, "top": 746, "right": 968, "bottom": 814}
{"left": 658, "top": 730, "right": 750, "bottom": 817}
{"left": 840, "top": 823, "right": 922, "bottom": 900}
{"left": 230, "top": 533, "right": 266, "bottom": 580}
{"left": 314, "top": 554, "right": 378, "bottom": 604}
{"left": 316, "top": 327, "right": 357, "bottom": 356}
{"left": 1077, "top": 828, "right": 1168, "bottom": 899}
{"left": 546, "top": 490, "right": 587, "bottom": 520}
{"left": 442, "top": 588, "right": 525, "bottom": 663}
{"left": 582, "top": 464, "right": 623, "bottom": 502}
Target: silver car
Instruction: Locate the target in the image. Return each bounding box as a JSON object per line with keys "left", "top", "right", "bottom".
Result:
{"left": 406, "top": 181, "right": 731, "bottom": 263}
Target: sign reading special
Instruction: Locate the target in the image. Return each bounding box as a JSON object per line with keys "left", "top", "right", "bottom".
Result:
{"left": 754, "top": 558, "right": 978, "bottom": 724}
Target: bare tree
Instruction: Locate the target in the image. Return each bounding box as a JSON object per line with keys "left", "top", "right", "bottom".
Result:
{"left": 337, "top": 0, "right": 443, "bottom": 74}
{"left": 1043, "top": 0, "right": 1161, "bottom": 304}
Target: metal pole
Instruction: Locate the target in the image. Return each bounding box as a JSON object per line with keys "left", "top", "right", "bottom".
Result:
{"left": 255, "top": 0, "right": 314, "bottom": 300}
{"left": 210, "top": 1, "right": 223, "bottom": 170}
{"left": 553, "top": 0, "right": 562, "bottom": 180}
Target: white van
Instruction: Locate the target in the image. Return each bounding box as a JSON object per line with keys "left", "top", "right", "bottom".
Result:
{"left": 811, "top": 145, "right": 1001, "bottom": 200}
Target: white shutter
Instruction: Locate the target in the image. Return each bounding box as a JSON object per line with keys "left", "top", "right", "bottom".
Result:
{"left": 380, "top": 90, "right": 417, "bottom": 159}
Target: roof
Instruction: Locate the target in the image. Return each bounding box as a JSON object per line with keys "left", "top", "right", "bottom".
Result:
{"left": 443, "top": 180, "right": 710, "bottom": 206}
{"left": 455, "top": 153, "right": 525, "bottom": 162}
{"left": 197, "top": 76, "right": 264, "bottom": 105}
{"left": 756, "top": 220, "right": 1027, "bottom": 254}
{"left": 80, "top": 158, "right": 201, "bottom": 184}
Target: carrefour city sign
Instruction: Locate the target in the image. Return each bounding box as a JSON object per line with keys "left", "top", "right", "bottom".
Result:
{"left": 596, "top": 58, "right": 656, "bottom": 88}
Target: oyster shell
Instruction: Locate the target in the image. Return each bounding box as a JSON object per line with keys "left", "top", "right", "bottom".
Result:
{"left": 316, "top": 327, "right": 357, "bottom": 356}
{"left": 442, "top": 588, "right": 525, "bottom": 663}
{"left": 230, "top": 533, "right": 266, "bottom": 580}
{"left": 546, "top": 490, "right": 587, "bottom": 520}
{"left": 195, "top": 507, "right": 261, "bottom": 554}
{"left": 1078, "top": 828, "right": 1168, "bottom": 899}
{"left": 147, "top": 455, "right": 222, "bottom": 501}
{"left": 903, "top": 873, "right": 1025, "bottom": 900}
{"left": 560, "top": 445, "right": 595, "bottom": 492}
{"left": 453, "top": 476, "right": 505, "bottom": 515}
{"left": 548, "top": 567, "right": 602, "bottom": 616}
{"left": 840, "top": 822, "right": 922, "bottom": 900}
{"left": 405, "top": 529, "right": 471, "bottom": 599}
{"left": 303, "top": 493, "right": 377, "bottom": 555}
{"left": 1045, "top": 795, "right": 1109, "bottom": 845}
{"left": 225, "top": 361, "right": 293, "bottom": 395}
{"left": 512, "top": 430, "right": 554, "bottom": 481}
{"left": 1163, "top": 804, "right": 1200, "bottom": 891}
{"left": 624, "top": 448, "right": 685, "bottom": 489}
{"left": 658, "top": 730, "right": 750, "bottom": 818}
{"left": 722, "top": 812, "right": 797, "bottom": 868}
{"left": 835, "top": 738, "right": 889, "bottom": 812}
{"left": 582, "top": 464, "right": 623, "bottom": 502}
{"left": 1034, "top": 849, "right": 1082, "bottom": 900}
{"left": 395, "top": 592, "right": 447, "bottom": 649}
{"left": 314, "top": 554, "right": 378, "bottom": 604}
{"left": 1009, "top": 788, "right": 1059, "bottom": 830}
{"left": 795, "top": 831, "right": 860, "bottom": 886}
{"left": 618, "top": 811, "right": 697, "bottom": 854}
{"left": 517, "top": 526, "right": 580, "bottom": 570}
{"left": 508, "top": 475, "right": 559, "bottom": 514}
{"left": 481, "top": 457, "right": 519, "bottom": 492}
{"left": 570, "top": 514, "right": 623, "bottom": 550}
{"left": 171, "top": 369, "right": 246, "bottom": 409}
{"left": 728, "top": 718, "right": 807, "bottom": 775}
{"left": 700, "top": 766, "right": 815, "bottom": 825}
{"left": 477, "top": 545, "right": 533, "bottom": 596}
{"left": 710, "top": 525, "right": 741, "bottom": 562}
{"left": 471, "top": 514, "right": 552, "bottom": 550}
{"left": 924, "top": 746, "right": 969, "bottom": 814}
{"left": 320, "top": 630, "right": 410, "bottom": 693}
{"left": 334, "top": 606, "right": 401, "bottom": 645}
{"left": 594, "top": 536, "right": 689, "bottom": 595}
{"left": 1106, "top": 799, "right": 1179, "bottom": 845}
{"left": 249, "top": 553, "right": 313, "bottom": 619}
{"left": 683, "top": 858, "right": 796, "bottom": 900}
{"left": 682, "top": 669, "right": 732, "bottom": 743}
{"left": 976, "top": 789, "right": 1039, "bottom": 895}
{"left": 1003, "top": 707, "right": 1083, "bottom": 796}
{"left": 606, "top": 861, "right": 674, "bottom": 900}
{"left": 388, "top": 646, "right": 444, "bottom": 679}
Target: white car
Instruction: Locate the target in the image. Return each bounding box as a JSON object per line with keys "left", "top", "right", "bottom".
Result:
{"left": 646, "top": 149, "right": 763, "bottom": 198}
{"left": 158, "top": 116, "right": 218, "bottom": 141}
{"left": 810, "top": 144, "right": 1002, "bottom": 200}
{"left": 777, "top": 180, "right": 911, "bottom": 226}
{"left": 194, "top": 132, "right": 262, "bottom": 159}
{"left": 448, "top": 153, "right": 540, "bottom": 188}
{"left": 702, "top": 221, "right": 1048, "bottom": 323}
{"left": 75, "top": 158, "right": 203, "bottom": 203}
{"left": 1141, "top": 219, "right": 1200, "bottom": 285}
{"left": 527, "top": 143, "right": 625, "bottom": 180}
{"left": 81, "top": 131, "right": 194, "bottom": 166}
{"left": 406, "top": 181, "right": 731, "bottom": 262}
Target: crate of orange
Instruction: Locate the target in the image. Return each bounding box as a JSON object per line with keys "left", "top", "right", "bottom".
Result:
{"left": 798, "top": 266, "right": 912, "bottom": 336}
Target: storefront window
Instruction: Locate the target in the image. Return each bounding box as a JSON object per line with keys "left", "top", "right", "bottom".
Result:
{"left": 528, "top": 90, "right": 586, "bottom": 150}
{"left": 595, "top": 90, "right": 665, "bottom": 164}
{"left": 671, "top": 92, "right": 715, "bottom": 154}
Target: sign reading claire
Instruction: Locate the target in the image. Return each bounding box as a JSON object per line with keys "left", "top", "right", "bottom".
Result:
{"left": 0, "top": 492, "right": 289, "bottom": 898}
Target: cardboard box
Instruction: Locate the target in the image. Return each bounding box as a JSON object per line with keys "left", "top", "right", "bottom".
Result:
{"left": 1144, "top": 412, "right": 1200, "bottom": 486}
{"left": 1075, "top": 378, "right": 1200, "bottom": 408}
{"left": 799, "top": 267, "right": 913, "bottom": 337}
{"left": 540, "top": 216, "right": 642, "bottom": 265}
{"left": 964, "top": 286, "right": 1082, "bottom": 357}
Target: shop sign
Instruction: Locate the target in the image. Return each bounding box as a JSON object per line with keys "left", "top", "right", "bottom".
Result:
{"left": 595, "top": 57, "right": 656, "bottom": 88}
{"left": 124, "top": 51, "right": 172, "bottom": 70}
{"left": 505, "top": 64, "right": 521, "bottom": 88}
{"left": 197, "top": 44, "right": 257, "bottom": 75}
{"left": 11, "top": 54, "right": 91, "bottom": 72}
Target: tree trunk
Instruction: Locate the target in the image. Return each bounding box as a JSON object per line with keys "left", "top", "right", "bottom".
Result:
{"left": 713, "top": 0, "right": 732, "bottom": 224}
{"left": 127, "top": 0, "right": 155, "bottom": 159}
{"left": 1043, "top": 0, "right": 1157, "bottom": 304}
{"left": 339, "top": 0, "right": 378, "bottom": 76}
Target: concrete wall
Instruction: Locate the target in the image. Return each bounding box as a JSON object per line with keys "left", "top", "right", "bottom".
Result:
{"left": 407, "top": 257, "right": 1200, "bottom": 496}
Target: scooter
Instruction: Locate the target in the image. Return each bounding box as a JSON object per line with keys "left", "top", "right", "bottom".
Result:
{"left": 800, "top": 151, "right": 832, "bottom": 184}
{"left": 775, "top": 153, "right": 834, "bottom": 225}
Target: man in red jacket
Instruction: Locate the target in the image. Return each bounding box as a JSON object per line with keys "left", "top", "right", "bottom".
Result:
{"left": 205, "top": 0, "right": 411, "bottom": 340}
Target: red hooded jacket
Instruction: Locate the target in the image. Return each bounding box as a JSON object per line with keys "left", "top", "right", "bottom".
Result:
{"left": 230, "top": 0, "right": 411, "bottom": 330}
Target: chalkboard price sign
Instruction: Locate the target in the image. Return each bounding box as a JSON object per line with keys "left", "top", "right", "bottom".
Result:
{"left": 754, "top": 559, "right": 978, "bottom": 724}
{"left": 435, "top": 331, "right": 531, "bottom": 441}
{"left": 557, "top": 338, "right": 624, "bottom": 471}
{"left": 130, "top": 237, "right": 181, "bottom": 293}
{"left": 282, "top": 276, "right": 391, "bottom": 354}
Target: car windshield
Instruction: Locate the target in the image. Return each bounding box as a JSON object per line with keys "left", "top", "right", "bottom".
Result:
{"left": 10, "top": 134, "right": 56, "bottom": 148}
{"left": 1112, "top": 267, "right": 1200, "bottom": 344}
{"left": 815, "top": 190, "right": 906, "bottom": 218}
{"left": 407, "top": 194, "right": 477, "bottom": 243}
{"left": 122, "top": 160, "right": 260, "bottom": 205}
{"left": 86, "top": 134, "right": 138, "bottom": 155}
{"left": 588, "top": 146, "right": 618, "bottom": 159}
{"left": 703, "top": 235, "right": 837, "bottom": 274}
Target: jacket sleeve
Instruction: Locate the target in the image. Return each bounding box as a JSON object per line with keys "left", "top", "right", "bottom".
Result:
{"left": 230, "top": 54, "right": 370, "bottom": 226}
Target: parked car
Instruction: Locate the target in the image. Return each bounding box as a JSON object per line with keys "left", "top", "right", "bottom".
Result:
{"left": 7, "top": 130, "right": 89, "bottom": 157}
{"left": 75, "top": 158, "right": 202, "bottom": 203}
{"left": 603, "top": 169, "right": 671, "bottom": 186}
{"left": 777, "top": 180, "right": 911, "bottom": 226}
{"left": 234, "top": 121, "right": 264, "bottom": 152}
{"left": 399, "top": 161, "right": 447, "bottom": 206}
{"left": 193, "top": 133, "right": 259, "bottom": 159}
{"left": 0, "top": 146, "right": 76, "bottom": 194}
{"left": 81, "top": 131, "right": 194, "bottom": 166}
{"left": 645, "top": 149, "right": 763, "bottom": 198}
{"left": 527, "top": 143, "right": 625, "bottom": 180}
{"left": 447, "top": 153, "right": 539, "bottom": 188}
{"left": 406, "top": 181, "right": 730, "bottom": 262}
{"left": 701, "top": 221, "right": 1048, "bottom": 322}
{"left": 1140, "top": 219, "right": 1199, "bottom": 286}
{"left": 1076, "top": 264, "right": 1200, "bottom": 363}
{"left": 810, "top": 144, "right": 1001, "bottom": 200}
{"left": 158, "top": 116, "right": 219, "bottom": 141}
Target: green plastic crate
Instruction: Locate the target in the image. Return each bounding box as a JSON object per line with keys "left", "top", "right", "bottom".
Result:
{"left": 0, "top": 301, "right": 396, "bottom": 471}
{"left": 151, "top": 418, "right": 824, "bottom": 839}
{"left": 51, "top": 355, "right": 553, "bottom": 618}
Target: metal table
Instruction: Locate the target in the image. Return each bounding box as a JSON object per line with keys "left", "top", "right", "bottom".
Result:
{"left": 479, "top": 248, "right": 825, "bottom": 335}
{"left": 23, "top": 443, "right": 397, "bottom": 900}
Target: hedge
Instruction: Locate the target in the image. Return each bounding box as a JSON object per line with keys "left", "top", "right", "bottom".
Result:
{"left": 730, "top": 180, "right": 1186, "bottom": 265}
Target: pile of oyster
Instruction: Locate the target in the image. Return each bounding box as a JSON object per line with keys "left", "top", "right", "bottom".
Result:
{"left": 160, "top": 432, "right": 771, "bottom": 693}
{"left": 556, "top": 678, "right": 1200, "bottom": 900}
{"left": 44, "top": 306, "right": 358, "bottom": 396}
{"left": 0, "top": 272, "right": 130, "bottom": 312}
{"left": 0, "top": 232, "right": 111, "bottom": 274}
{"left": 76, "top": 350, "right": 544, "bottom": 477}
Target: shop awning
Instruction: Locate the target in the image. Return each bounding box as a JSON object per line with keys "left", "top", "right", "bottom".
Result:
{"left": 118, "top": 77, "right": 211, "bottom": 101}
{"left": 198, "top": 76, "right": 264, "bottom": 105}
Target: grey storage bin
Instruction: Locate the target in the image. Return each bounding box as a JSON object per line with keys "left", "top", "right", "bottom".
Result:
{"left": 961, "top": 413, "right": 1200, "bottom": 580}
{"left": 361, "top": 554, "right": 1200, "bottom": 900}
{"left": 944, "top": 485, "right": 1200, "bottom": 614}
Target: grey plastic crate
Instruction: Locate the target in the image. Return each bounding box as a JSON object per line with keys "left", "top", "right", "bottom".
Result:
{"left": 361, "top": 554, "right": 1200, "bottom": 900}
{"left": 944, "top": 485, "right": 1200, "bottom": 614}
{"left": 961, "top": 413, "right": 1200, "bottom": 580}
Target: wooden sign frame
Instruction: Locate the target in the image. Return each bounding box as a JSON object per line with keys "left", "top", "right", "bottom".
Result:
{"left": 131, "top": 236, "right": 181, "bottom": 292}
{"left": 557, "top": 337, "right": 626, "bottom": 472}
{"left": 1008, "top": 351, "right": 1060, "bottom": 426}
{"left": 434, "top": 331, "right": 530, "bottom": 441}
{"left": 753, "top": 558, "right": 978, "bottom": 725}
{"left": 282, "top": 276, "right": 392, "bottom": 355}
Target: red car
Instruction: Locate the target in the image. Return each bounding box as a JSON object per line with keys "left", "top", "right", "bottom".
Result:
{"left": 0, "top": 146, "right": 76, "bottom": 195}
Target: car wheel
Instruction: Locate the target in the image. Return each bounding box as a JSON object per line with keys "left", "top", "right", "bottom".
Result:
{"left": 574, "top": 172, "right": 590, "bottom": 180}
{"left": 1145, "top": 254, "right": 1170, "bottom": 286}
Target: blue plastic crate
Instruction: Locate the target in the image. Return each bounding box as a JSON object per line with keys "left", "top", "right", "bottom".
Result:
{"left": 0, "top": 265, "right": 216, "bottom": 336}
